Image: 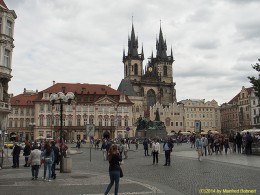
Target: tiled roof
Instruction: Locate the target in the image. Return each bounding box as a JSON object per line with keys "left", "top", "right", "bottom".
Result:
{"left": 42, "top": 83, "right": 121, "bottom": 96}
{"left": 0, "top": 0, "right": 8, "bottom": 9}
{"left": 10, "top": 94, "right": 39, "bottom": 106}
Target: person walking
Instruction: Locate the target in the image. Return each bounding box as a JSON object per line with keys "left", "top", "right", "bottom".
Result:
{"left": 51, "top": 141, "right": 59, "bottom": 179}
{"left": 195, "top": 134, "right": 203, "bottom": 161}
{"left": 23, "top": 141, "right": 31, "bottom": 167}
{"left": 152, "top": 139, "right": 160, "bottom": 165}
{"left": 224, "top": 135, "right": 229, "bottom": 154}
{"left": 42, "top": 143, "right": 54, "bottom": 181}
{"left": 201, "top": 135, "right": 208, "bottom": 156}
{"left": 163, "top": 137, "right": 173, "bottom": 166}
{"left": 28, "top": 144, "right": 42, "bottom": 180}
{"left": 123, "top": 140, "right": 129, "bottom": 159}
{"left": 104, "top": 144, "right": 122, "bottom": 195}
{"left": 12, "top": 143, "right": 21, "bottom": 168}
{"left": 101, "top": 139, "right": 108, "bottom": 161}
{"left": 228, "top": 133, "right": 234, "bottom": 153}
{"left": 118, "top": 140, "right": 124, "bottom": 158}
{"left": 245, "top": 131, "right": 253, "bottom": 155}
{"left": 143, "top": 138, "right": 149, "bottom": 156}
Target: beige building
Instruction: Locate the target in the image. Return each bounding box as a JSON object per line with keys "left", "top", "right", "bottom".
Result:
{"left": 7, "top": 83, "right": 134, "bottom": 142}
{"left": 150, "top": 102, "right": 185, "bottom": 134}
{"left": 180, "top": 99, "right": 221, "bottom": 133}
{"left": 0, "top": 1, "right": 16, "bottom": 137}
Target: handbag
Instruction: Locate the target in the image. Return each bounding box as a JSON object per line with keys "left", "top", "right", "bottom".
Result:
{"left": 119, "top": 167, "right": 123, "bottom": 178}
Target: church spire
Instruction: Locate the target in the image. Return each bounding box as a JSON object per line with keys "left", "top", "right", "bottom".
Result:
{"left": 128, "top": 22, "right": 138, "bottom": 57}
{"left": 156, "top": 23, "right": 167, "bottom": 59}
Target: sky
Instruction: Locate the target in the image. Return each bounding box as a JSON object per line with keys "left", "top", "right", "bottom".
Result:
{"left": 5, "top": 0, "right": 260, "bottom": 105}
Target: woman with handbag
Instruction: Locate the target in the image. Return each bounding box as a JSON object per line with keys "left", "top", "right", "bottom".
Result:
{"left": 104, "top": 144, "right": 122, "bottom": 195}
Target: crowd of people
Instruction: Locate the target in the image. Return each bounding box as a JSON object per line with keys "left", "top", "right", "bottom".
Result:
{"left": 11, "top": 140, "right": 61, "bottom": 182}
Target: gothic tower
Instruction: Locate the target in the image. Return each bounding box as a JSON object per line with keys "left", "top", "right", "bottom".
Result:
{"left": 122, "top": 23, "right": 144, "bottom": 82}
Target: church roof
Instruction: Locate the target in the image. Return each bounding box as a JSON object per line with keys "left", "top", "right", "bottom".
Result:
{"left": 0, "top": 0, "right": 8, "bottom": 9}
{"left": 117, "top": 79, "right": 137, "bottom": 96}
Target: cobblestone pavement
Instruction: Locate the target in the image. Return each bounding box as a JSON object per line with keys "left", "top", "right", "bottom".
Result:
{"left": 0, "top": 143, "right": 259, "bottom": 195}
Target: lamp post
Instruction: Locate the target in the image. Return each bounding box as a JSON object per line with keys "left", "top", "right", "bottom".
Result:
{"left": 50, "top": 92, "right": 74, "bottom": 173}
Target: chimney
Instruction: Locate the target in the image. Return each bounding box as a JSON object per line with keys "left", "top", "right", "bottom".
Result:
{"left": 53, "top": 81, "right": 55, "bottom": 85}
{"left": 36, "top": 89, "right": 38, "bottom": 94}
{"left": 108, "top": 84, "right": 111, "bottom": 88}
{"left": 23, "top": 88, "right": 26, "bottom": 94}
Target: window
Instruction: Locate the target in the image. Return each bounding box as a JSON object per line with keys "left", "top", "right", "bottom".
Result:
{"left": 77, "top": 118, "right": 81, "bottom": 126}
{"left": 89, "top": 117, "right": 94, "bottom": 124}
{"left": 47, "top": 116, "right": 52, "bottom": 126}
{"left": 55, "top": 117, "right": 59, "bottom": 126}
{"left": 20, "top": 108, "right": 24, "bottom": 116}
{"left": 176, "top": 122, "right": 178, "bottom": 126}
{"left": 99, "top": 118, "right": 102, "bottom": 126}
{"left": 105, "top": 118, "right": 108, "bottom": 126}
{"left": 134, "top": 64, "right": 138, "bottom": 75}
{"left": 124, "top": 118, "right": 128, "bottom": 127}
{"left": 163, "top": 66, "right": 167, "bottom": 76}
{"left": 26, "top": 108, "right": 30, "bottom": 116}
{"left": 254, "top": 109, "right": 256, "bottom": 115}
{"left": 180, "top": 122, "right": 183, "bottom": 126}
{"left": 118, "top": 118, "right": 122, "bottom": 126}
{"left": 83, "top": 118, "right": 88, "bottom": 126}
{"left": 40, "top": 104, "right": 44, "bottom": 112}
{"left": 39, "top": 116, "right": 44, "bottom": 126}
{"left": 6, "top": 20, "right": 12, "bottom": 36}
{"left": 9, "top": 120, "right": 12, "bottom": 127}
{"left": 111, "top": 118, "right": 114, "bottom": 126}
{"left": 76, "top": 106, "right": 81, "bottom": 112}
{"left": 68, "top": 119, "right": 72, "bottom": 126}
{"left": 3, "top": 49, "right": 10, "bottom": 67}
{"left": 20, "top": 119, "right": 24, "bottom": 127}
{"left": 171, "top": 122, "right": 174, "bottom": 126}
{"left": 14, "top": 108, "right": 18, "bottom": 114}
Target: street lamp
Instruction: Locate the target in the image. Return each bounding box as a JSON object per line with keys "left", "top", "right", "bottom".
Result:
{"left": 49, "top": 92, "right": 75, "bottom": 173}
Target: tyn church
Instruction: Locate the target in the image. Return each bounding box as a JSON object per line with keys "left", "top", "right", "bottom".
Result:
{"left": 118, "top": 23, "right": 177, "bottom": 115}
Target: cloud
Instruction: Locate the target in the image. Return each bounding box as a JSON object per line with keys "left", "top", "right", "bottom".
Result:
{"left": 4, "top": 0, "right": 260, "bottom": 105}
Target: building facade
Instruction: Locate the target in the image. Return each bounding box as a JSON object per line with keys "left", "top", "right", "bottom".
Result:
{"left": 180, "top": 99, "right": 221, "bottom": 133}
{"left": 250, "top": 89, "right": 260, "bottom": 128}
{"left": 220, "top": 103, "right": 239, "bottom": 134}
{"left": 0, "top": 1, "right": 16, "bottom": 137}
{"left": 118, "top": 23, "right": 176, "bottom": 122}
{"left": 150, "top": 102, "right": 185, "bottom": 134}
{"left": 7, "top": 83, "right": 134, "bottom": 142}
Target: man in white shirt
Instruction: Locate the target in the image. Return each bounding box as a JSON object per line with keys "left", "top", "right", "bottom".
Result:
{"left": 152, "top": 139, "right": 160, "bottom": 165}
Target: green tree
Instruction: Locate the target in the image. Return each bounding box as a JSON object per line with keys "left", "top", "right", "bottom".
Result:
{"left": 248, "top": 59, "right": 260, "bottom": 99}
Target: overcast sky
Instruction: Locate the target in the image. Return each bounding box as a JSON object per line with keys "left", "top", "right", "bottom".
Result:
{"left": 5, "top": 0, "right": 260, "bottom": 105}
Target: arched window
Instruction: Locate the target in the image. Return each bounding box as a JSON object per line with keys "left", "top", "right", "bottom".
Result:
{"left": 147, "top": 89, "right": 156, "bottom": 109}
{"left": 163, "top": 66, "right": 167, "bottom": 76}
{"left": 125, "top": 65, "right": 128, "bottom": 76}
{"left": 134, "top": 64, "right": 138, "bottom": 75}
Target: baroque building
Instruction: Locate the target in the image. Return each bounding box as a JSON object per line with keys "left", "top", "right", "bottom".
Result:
{"left": 0, "top": 1, "right": 16, "bottom": 135}
{"left": 118, "top": 23, "right": 176, "bottom": 123}
{"left": 180, "top": 99, "right": 221, "bottom": 133}
{"left": 7, "top": 82, "right": 134, "bottom": 142}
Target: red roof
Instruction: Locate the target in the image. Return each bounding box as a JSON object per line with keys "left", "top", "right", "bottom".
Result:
{"left": 0, "top": 0, "right": 8, "bottom": 9}
{"left": 42, "top": 83, "right": 121, "bottom": 96}
{"left": 11, "top": 94, "right": 38, "bottom": 106}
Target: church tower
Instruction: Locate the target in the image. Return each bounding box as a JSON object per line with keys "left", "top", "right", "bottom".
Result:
{"left": 153, "top": 25, "right": 174, "bottom": 84}
{"left": 122, "top": 23, "right": 144, "bottom": 82}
